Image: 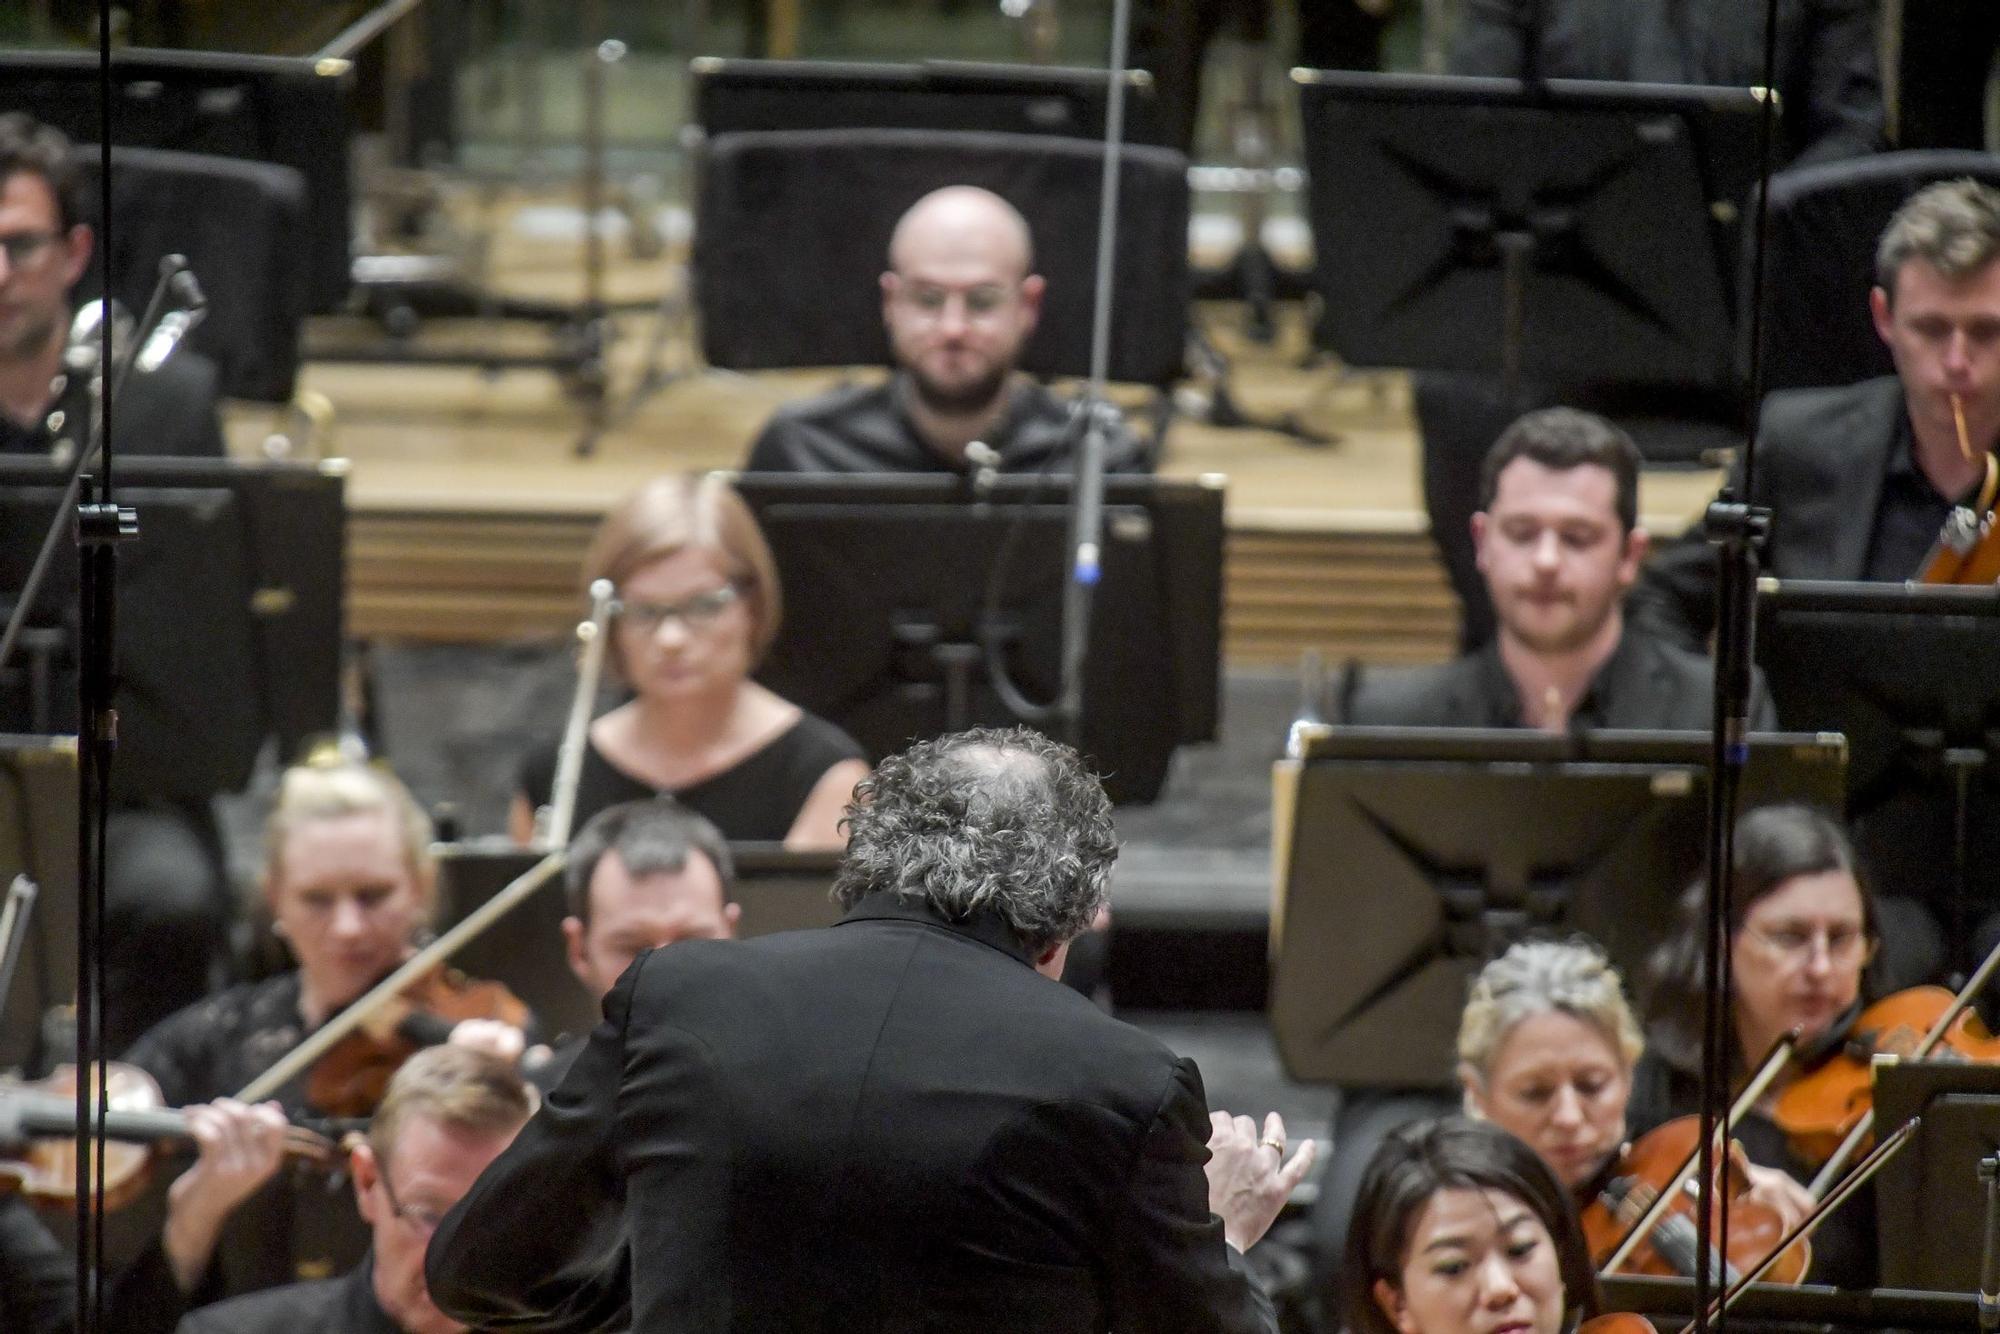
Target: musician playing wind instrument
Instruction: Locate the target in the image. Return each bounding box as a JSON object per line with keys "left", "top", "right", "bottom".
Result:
{"left": 1632, "top": 177, "right": 2000, "bottom": 957}
{"left": 109, "top": 759, "right": 530, "bottom": 1331}
{"left": 512, "top": 474, "right": 868, "bottom": 849}
{"left": 1634, "top": 178, "right": 2000, "bottom": 635}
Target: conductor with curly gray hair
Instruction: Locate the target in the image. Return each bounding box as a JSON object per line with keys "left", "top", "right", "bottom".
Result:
{"left": 429, "top": 727, "right": 1313, "bottom": 1332}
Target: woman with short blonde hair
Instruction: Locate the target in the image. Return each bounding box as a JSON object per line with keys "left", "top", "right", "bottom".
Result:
{"left": 513, "top": 474, "right": 868, "bottom": 849}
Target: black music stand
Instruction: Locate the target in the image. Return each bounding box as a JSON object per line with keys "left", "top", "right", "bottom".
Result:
{"left": 0, "top": 459, "right": 346, "bottom": 797}
{"left": 694, "top": 126, "right": 1190, "bottom": 390}
{"left": 731, "top": 474, "right": 1224, "bottom": 806}
{"left": 690, "top": 57, "right": 1167, "bottom": 145}
{"left": 1293, "top": 70, "right": 1767, "bottom": 400}
{"left": 1757, "top": 580, "right": 2000, "bottom": 960}
{"left": 432, "top": 842, "right": 845, "bottom": 1044}
{"left": 2, "top": 48, "right": 354, "bottom": 313}
{"left": 0, "top": 737, "right": 77, "bottom": 1076}
{"left": 1270, "top": 728, "right": 1847, "bottom": 1088}
{"left": 73, "top": 144, "right": 312, "bottom": 404}
{"left": 1875, "top": 1063, "right": 2000, "bottom": 1294}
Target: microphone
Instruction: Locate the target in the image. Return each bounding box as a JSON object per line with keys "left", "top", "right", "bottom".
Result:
{"left": 62, "top": 298, "right": 132, "bottom": 378}
{"left": 135, "top": 266, "right": 207, "bottom": 374}
{"left": 965, "top": 440, "right": 1001, "bottom": 498}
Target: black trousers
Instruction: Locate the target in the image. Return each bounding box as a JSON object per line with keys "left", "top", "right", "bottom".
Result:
{"left": 1131, "top": 0, "right": 1387, "bottom": 155}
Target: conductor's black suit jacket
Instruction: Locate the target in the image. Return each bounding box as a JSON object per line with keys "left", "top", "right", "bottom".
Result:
{"left": 425, "top": 892, "right": 1277, "bottom": 1333}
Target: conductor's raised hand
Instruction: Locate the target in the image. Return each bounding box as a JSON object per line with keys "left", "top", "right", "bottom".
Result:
{"left": 1205, "top": 1109, "right": 1317, "bottom": 1253}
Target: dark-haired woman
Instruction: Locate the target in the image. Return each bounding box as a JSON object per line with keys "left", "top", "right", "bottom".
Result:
{"left": 1636, "top": 802, "right": 1887, "bottom": 1286}
{"left": 1344, "top": 1116, "right": 1600, "bottom": 1334}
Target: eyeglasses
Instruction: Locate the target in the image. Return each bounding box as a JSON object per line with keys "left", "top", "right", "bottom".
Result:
{"left": 1743, "top": 922, "right": 1872, "bottom": 967}
{"left": 0, "top": 231, "right": 60, "bottom": 269}
{"left": 613, "top": 583, "right": 743, "bottom": 634}
{"left": 377, "top": 1168, "right": 447, "bottom": 1234}
{"left": 890, "top": 280, "right": 1017, "bottom": 323}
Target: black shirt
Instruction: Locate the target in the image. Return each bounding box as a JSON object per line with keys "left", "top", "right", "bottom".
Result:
{"left": 517, "top": 712, "right": 866, "bottom": 843}
{"left": 0, "top": 1197, "right": 73, "bottom": 1334}
{"left": 742, "top": 375, "right": 1151, "bottom": 476}
{"left": 176, "top": 1256, "right": 403, "bottom": 1333}
{"left": 1862, "top": 416, "right": 1982, "bottom": 581}
{"left": 1346, "top": 624, "right": 1778, "bottom": 731}
{"left": 1452, "top": 0, "right": 1881, "bottom": 167}
{"left": 124, "top": 972, "right": 317, "bottom": 1110}
{"left": 0, "top": 353, "right": 226, "bottom": 460}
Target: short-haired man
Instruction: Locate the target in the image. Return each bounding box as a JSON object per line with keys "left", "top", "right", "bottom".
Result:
{"left": 0, "top": 111, "right": 224, "bottom": 460}
{"left": 1635, "top": 178, "right": 2000, "bottom": 641}
{"left": 1351, "top": 407, "right": 1773, "bottom": 730}
{"left": 742, "top": 185, "right": 1149, "bottom": 476}
{"left": 430, "top": 727, "right": 1313, "bottom": 1332}
{"left": 174, "top": 1046, "right": 534, "bottom": 1334}
{"left": 525, "top": 797, "right": 742, "bottom": 1089}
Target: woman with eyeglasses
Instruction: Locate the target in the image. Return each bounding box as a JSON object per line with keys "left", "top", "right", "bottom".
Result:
{"left": 512, "top": 474, "right": 869, "bottom": 849}
{"left": 1343, "top": 1116, "right": 1602, "bottom": 1334}
{"left": 1635, "top": 802, "right": 1885, "bottom": 1287}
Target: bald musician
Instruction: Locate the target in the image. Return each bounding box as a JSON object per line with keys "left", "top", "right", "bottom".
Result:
{"left": 741, "top": 185, "right": 1150, "bottom": 477}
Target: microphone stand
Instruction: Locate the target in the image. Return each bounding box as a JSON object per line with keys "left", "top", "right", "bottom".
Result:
{"left": 1689, "top": 0, "right": 1783, "bottom": 1329}
{"left": 0, "top": 259, "right": 194, "bottom": 676}
{"left": 1057, "top": 0, "right": 1133, "bottom": 747}
{"left": 19, "top": 255, "right": 193, "bottom": 1334}
{"left": 0, "top": 876, "right": 38, "bottom": 1034}
{"left": 1981, "top": 1154, "right": 2000, "bottom": 1333}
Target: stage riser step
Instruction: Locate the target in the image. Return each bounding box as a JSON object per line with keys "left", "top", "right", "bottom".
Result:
{"left": 348, "top": 512, "right": 1461, "bottom": 667}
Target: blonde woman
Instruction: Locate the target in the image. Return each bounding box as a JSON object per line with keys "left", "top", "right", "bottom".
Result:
{"left": 513, "top": 474, "right": 867, "bottom": 849}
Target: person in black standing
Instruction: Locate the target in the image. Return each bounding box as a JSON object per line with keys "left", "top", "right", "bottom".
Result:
{"left": 433, "top": 726, "right": 1317, "bottom": 1332}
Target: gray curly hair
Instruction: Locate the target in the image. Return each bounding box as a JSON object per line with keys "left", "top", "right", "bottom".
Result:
{"left": 1457, "top": 938, "right": 1643, "bottom": 1077}
{"left": 832, "top": 727, "right": 1117, "bottom": 950}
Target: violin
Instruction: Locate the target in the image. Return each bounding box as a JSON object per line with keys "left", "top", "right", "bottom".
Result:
{"left": 1580, "top": 1120, "right": 1920, "bottom": 1334}
{"left": 1576, "top": 1316, "right": 1654, "bottom": 1334}
{"left": 1773, "top": 985, "right": 2000, "bottom": 1169}
{"left": 234, "top": 848, "right": 563, "bottom": 1112}
{"left": 229, "top": 594, "right": 606, "bottom": 1117}
{"left": 305, "top": 964, "right": 531, "bottom": 1118}
{"left": 1578, "top": 1117, "right": 1810, "bottom": 1288}
{"left": 0, "top": 1063, "right": 333, "bottom": 1211}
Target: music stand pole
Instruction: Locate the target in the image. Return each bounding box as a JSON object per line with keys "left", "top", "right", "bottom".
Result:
{"left": 1981, "top": 1153, "right": 2000, "bottom": 1332}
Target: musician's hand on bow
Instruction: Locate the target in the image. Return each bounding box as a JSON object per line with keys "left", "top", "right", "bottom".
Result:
{"left": 1206, "top": 1110, "right": 1317, "bottom": 1253}
{"left": 1742, "top": 1161, "right": 1813, "bottom": 1232}
{"left": 163, "top": 1098, "right": 290, "bottom": 1290}
{"left": 448, "top": 1017, "right": 526, "bottom": 1065}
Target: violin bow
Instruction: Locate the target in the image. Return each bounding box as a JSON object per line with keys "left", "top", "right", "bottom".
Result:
{"left": 232, "top": 851, "right": 565, "bottom": 1105}
{"left": 1676, "top": 1117, "right": 1919, "bottom": 1334}
{"left": 234, "top": 581, "right": 617, "bottom": 1105}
